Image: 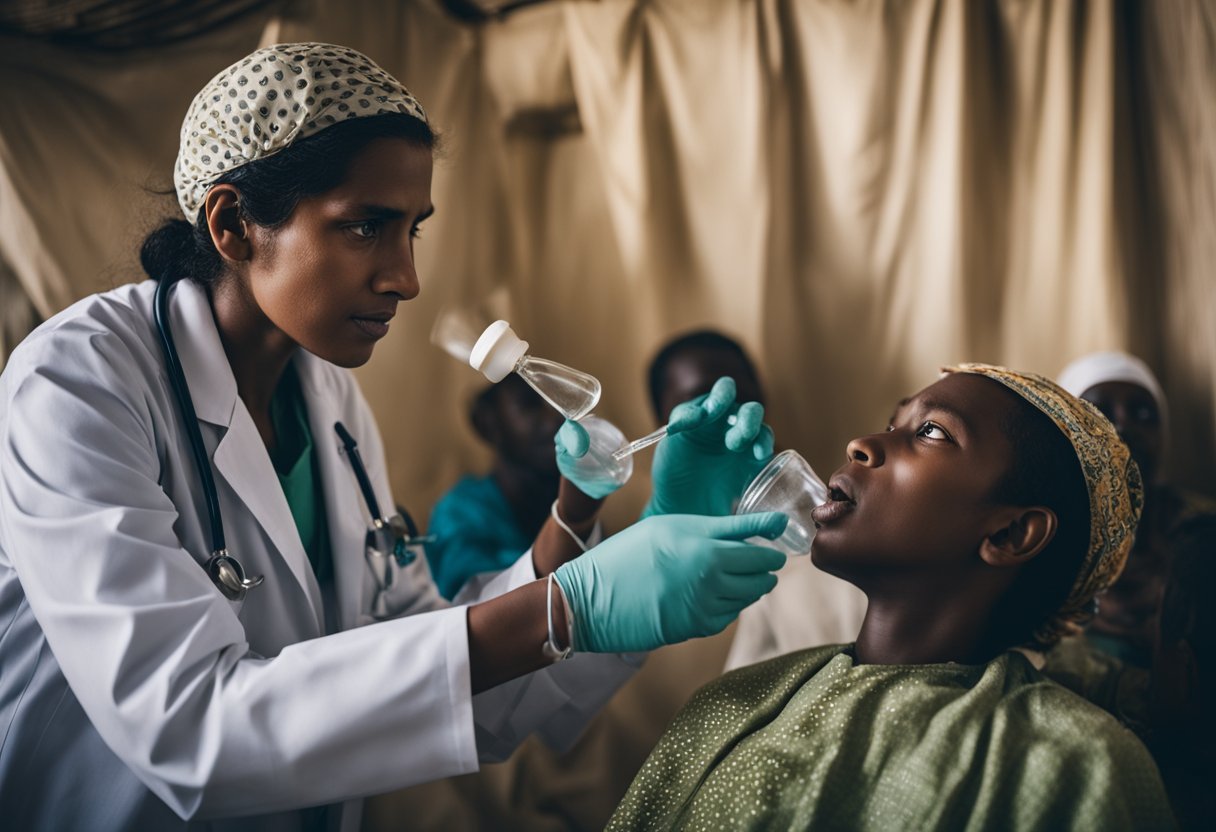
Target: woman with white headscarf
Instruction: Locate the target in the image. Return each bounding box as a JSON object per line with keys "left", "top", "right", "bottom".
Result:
{"left": 1058, "top": 351, "right": 1216, "bottom": 665}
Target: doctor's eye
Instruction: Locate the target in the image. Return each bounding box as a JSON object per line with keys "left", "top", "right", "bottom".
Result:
{"left": 410, "top": 223, "right": 425, "bottom": 240}
{"left": 346, "top": 220, "right": 381, "bottom": 240}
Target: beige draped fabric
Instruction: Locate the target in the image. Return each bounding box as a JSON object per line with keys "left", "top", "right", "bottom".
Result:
{"left": 2, "top": 1, "right": 1214, "bottom": 829}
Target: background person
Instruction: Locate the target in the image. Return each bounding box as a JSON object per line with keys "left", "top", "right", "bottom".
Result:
{"left": 647, "top": 329, "right": 766, "bottom": 425}
{"left": 427, "top": 375, "right": 564, "bottom": 599}
{"left": 1059, "top": 350, "right": 1216, "bottom": 665}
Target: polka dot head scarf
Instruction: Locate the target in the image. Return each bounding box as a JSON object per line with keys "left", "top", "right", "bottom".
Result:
{"left": 943, "top": 363, "right": 1144, "bottom": 647}
{"left": 174, "top": 42, "right": 428, "bottom": 222}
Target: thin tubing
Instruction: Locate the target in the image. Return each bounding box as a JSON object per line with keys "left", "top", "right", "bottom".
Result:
{"left": 611, "top": 425, "right": 668, "bottom": 461}
{"left": 611, "top": 412, "right": 740, "bottom": 461}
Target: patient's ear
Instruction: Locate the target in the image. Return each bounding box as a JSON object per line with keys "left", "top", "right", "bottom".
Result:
{"left": 979, "top": 507, "right": 1058, "bottom": 568}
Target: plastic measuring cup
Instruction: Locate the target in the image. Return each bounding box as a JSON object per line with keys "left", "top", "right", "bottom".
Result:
{"left": 735, "top": 449, "right": 829, "bottom": 556}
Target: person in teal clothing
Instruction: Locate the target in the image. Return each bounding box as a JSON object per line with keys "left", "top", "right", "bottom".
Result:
{"left": 428, "top": 374, "right": 564, "bottom": 598}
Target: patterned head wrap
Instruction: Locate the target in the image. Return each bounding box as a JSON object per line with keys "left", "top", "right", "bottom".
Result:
{"left": 943, "top": 363, "right": 1144, "bottom": 646}
{"left": 174, "top": 42, "right": 428, "bottom": 222}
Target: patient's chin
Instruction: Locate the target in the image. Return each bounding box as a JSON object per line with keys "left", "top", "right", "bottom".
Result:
{"left": 810, "top": 542, "right": 851, "bottom": 581}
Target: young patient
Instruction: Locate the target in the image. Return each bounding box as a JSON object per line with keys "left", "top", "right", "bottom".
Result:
{"left": 426, "top": 375, "right": 564, "bottom": 599}
{"left": 608, "top": 365, "right": 1174, "bottom": 831}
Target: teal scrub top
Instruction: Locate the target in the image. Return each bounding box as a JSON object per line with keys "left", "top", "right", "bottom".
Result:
{"left": 269, "top": 364, "right": 332, "bottom": 586}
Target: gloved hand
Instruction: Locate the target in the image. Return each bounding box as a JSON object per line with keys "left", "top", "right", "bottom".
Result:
{"left": 555, "top": 417, "right": 630, "bottom": 499}
{"left": 644, "top": 376, "right": 773, "bottom": 518}
{"left": 554, "top": 512, "right": 788, "bottom": 653}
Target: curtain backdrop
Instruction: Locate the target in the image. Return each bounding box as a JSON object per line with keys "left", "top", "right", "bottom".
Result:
{"left": 2, "top": 1, "right": 1214, "bottom": 829}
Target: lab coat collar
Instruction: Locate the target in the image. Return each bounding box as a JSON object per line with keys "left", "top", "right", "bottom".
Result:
{"left": 169, "top": 279, "right": 238, "bottom": 428}
{"left": 295, "top": 352, "right": 369, "bottom": 633}
{"left": 170, "top": 279, "right": 324, "bottom": 631}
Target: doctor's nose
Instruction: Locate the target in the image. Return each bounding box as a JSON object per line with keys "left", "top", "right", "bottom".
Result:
{"left": 845, "top": 434, "right": 884, "bottom": 467}
{"left": 375, "top": 242, "right": 421, "bottom": 301}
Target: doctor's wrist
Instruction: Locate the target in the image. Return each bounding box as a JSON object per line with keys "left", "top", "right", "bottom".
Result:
{"left": 467, "top": 578, "right": 572, "bottom": 693}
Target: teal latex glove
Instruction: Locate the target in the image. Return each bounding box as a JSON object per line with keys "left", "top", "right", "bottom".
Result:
{"left": 644, "top": 376, "right": 774, "bottom": 518}
{"left": 555, "top": 419, "right": 627, "bottom": 499}
{"left": 554, "top": 512, "right": 788, "bottom": 653}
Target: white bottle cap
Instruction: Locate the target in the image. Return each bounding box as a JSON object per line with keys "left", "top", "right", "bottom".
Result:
{"left": 469, "top": 320, "right": 529, "bottom": 383}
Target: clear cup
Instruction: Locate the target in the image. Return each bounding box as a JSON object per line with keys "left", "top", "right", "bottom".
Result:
{"left": 735, "top": 449, "right": 828, "bottom": 556}
{"left": 563, "top": 415, "right": 634, "bottom": 494}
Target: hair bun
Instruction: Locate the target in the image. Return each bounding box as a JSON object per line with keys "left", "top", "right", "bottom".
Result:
{"left": 139, "top": 219, "right": 197, "bottom": 283}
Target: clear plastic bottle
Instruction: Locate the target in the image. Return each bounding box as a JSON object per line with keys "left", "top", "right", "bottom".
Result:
{"left": 468, "top": 320, "right": 602, "bottom": 421}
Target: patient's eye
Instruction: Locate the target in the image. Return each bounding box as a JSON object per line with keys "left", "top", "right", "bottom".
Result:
{"left": 916, "top": 421, "right": 950, "bottom": 441}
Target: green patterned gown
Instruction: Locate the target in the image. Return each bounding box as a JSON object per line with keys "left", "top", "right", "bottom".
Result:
{"left": 609, "top": 645, "right": 1174, "bottom": 831}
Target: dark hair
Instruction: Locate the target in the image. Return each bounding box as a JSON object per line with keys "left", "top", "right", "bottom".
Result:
{"left": 139, "top": 113, "right": 435, "bottom": 285}
{"left": 1159, "top": 515, "right": 1216, "bottom": 692}
{"left": 647, "top": 329, "right": 760, "bottom": 419}
{"left": 987, "top": 391, "right": 1092, "bottom": 649}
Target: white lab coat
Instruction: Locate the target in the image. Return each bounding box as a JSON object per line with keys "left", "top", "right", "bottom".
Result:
{"left": 0, "top": 279, "right": 639, "bottom": 831}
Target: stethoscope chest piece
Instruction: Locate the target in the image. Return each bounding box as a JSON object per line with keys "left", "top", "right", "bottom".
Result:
{"left": 206, "top": 550, "right": 265, "bottom": 602}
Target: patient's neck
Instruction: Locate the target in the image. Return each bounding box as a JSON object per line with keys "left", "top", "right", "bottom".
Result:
{"left": 853, "top": 574, "right": 1007, "bottom": 666}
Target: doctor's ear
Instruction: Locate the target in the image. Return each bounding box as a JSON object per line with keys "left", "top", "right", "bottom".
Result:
{"left": 979, "top": 506, "right": 1058, "bottom": 568}
{"left": 203, "top": 185, "right": 251, "bottom": 263}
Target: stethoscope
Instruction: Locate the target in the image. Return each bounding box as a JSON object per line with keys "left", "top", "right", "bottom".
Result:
{"left": 153, "top": 279, "right": 428, "bottom": 602}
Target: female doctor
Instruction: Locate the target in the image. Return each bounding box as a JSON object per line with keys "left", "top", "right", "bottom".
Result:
{"left": 0, "top": 43, "right": 787, "bottom": 831}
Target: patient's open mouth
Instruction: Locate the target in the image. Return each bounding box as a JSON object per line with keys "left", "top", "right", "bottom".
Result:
{"left": 812, "top": 477, "right": 856, "bottom": 526}
{"left": 826, "top": 476, "right": 856, "bottom": 505}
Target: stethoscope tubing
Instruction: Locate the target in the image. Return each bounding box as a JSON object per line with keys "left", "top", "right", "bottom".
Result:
{"left": 153, "top": 279, "right": 421, "bottom": 600}
{"left": 154, "top": 279, "right": 228, "bottom": 555}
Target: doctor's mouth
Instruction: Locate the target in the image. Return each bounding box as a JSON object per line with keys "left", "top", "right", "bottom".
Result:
{"left": 350, "top": 310, "right": 396, "bottom": 339}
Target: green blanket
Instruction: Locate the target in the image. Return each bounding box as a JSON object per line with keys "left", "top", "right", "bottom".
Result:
{"left": 609, "top": 645, "right": 1174, "bottom": 830}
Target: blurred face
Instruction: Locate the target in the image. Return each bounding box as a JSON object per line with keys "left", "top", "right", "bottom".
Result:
{"left": 656, "top": 349, "right": 764, "bottom": 423}
{"left": 1080, "top": 381, "right": 1162, "bottom": 484}
{"left": 244, "top": 137, "right": 434, "bottom": 367}
{"left": 489, "top": 380, "right": 563, "bottom": 475}
{"left": 810, "top": 374, "right": 1019, "bottom": 583}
